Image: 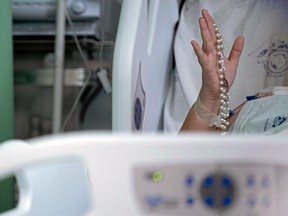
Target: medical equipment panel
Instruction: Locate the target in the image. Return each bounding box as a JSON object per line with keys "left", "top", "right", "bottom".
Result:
{"left": 134, "top": 163, "right": 281, "bottom": 216}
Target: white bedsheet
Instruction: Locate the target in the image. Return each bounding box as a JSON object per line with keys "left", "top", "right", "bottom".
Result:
{"left": 164, "top": 0, "right": 288, "bottom": 132}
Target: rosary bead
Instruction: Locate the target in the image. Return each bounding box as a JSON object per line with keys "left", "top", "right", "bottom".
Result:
{"left": 216, "top": 39, "right": 221, "bottom": 44}
{"left": 221, "top": 124, "right": 227, "bottom": 130}
{"left": 216, "top": 33, "right": 222, "bottom": 39}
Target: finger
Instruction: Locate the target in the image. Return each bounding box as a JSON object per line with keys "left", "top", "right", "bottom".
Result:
{"left": 191, "top": 40, "right": 206, "bottom": 65}
{"left": 202, "top": 9, "right": 216, "bottom": 43}
{"left": 199, "top": 17, "right": 215, "bottom": 54}
{"left": 228, "top": 36, "right": 245, "bottom": 66}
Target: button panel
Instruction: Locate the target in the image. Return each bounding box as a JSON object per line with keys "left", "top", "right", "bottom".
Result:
{"left": 134, "top": 163, "right": 277, "bottom": 215}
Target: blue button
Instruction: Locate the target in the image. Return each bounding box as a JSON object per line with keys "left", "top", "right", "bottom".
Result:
{"left": 205, "top": 196, "right": 214, "bottom": 207}
{"left": 246, "top": 175, "right": 255, "bottom": 187}
{"left": 185, "top": 176, "right": 194, "bottom": 187}
{"left": 204, "top": 176, "right": 214, "bottom": 187}
{"left": 186, "top": 196, "right": 194, "bottom": 206}
{"left": 246, "top": 197, "right": 256, "bottom": 208}
{"left": 222, "top": 177, "right": 232, "bottom": 187}
{"left": 223, "top": 196, "right": 233, "bottom": 207}
{"left": 145, "top": 196, "right": 163, "bottom": 207}
{"left": 261, "top": 176, "right": 270, "bottom": 188}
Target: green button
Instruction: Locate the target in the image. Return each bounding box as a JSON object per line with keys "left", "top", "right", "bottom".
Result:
{"left": 152, "top": 171, "right": 164, "bottom": 182}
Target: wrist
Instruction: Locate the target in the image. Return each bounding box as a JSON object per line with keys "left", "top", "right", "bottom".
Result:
{"left": 193, "top": 97, "right": 221, "bottom": 127}
{"left": 198, "top": 88, "right": 220, "bottom": 114}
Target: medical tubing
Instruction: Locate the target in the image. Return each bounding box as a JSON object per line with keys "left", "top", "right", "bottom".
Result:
{"left": 60, "top": 9, "right": 92, "bottom": 132}
{"left": 194, "top": 97, "right": 221, "bottom": 127}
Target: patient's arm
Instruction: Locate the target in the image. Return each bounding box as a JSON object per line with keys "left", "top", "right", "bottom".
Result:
{"left": 180, "top": 9, "right": 244, "bottom": 132}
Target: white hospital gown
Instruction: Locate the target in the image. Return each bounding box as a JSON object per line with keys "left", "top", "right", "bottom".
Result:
{"left": 230, "top": 87, "right": 288, "bottom": 135}
{"left": 164, "top": 0, "right": 288, "bottom": 132}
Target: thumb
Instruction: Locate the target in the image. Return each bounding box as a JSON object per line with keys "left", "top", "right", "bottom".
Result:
{"left": 228, "top": 36, "right": 245, "bottom": 66}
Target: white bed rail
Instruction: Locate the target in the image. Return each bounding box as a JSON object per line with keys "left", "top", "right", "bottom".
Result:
{"left": 112, "top": 0, "right": 179, "bottom": 132}
{"left": 1, "top": 133, "right": 288, "bottom": 215}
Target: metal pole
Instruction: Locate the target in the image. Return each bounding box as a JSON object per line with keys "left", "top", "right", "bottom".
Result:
{"left": 52, "top": 0, "right": 66, "bottom": 133}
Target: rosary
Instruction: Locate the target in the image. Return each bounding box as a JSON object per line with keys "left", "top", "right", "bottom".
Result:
{"left": 214, "top": 23, "right": 230, "bottom": 132}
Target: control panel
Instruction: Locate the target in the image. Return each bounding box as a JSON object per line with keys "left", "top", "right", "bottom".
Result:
{"left": 134, "top": 163, "right": 277, "bottom": 216}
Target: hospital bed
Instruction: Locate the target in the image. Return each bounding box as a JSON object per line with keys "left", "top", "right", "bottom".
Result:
{"left": 1, "top": 133, "right": 288, "bottom": 216}
{"left": 1, "top": 1, "right": 288, "bottom": 215}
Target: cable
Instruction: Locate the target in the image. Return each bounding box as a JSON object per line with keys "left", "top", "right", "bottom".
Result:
{"left": 60, "top": 10, "right": 92, "bottom": 132}
{"left": 98, "top": 0, "right": 106, "bottom": 70}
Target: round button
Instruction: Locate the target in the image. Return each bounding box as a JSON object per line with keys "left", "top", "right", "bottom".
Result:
{"left": 222, "top": 177, "right": 232, "bottom": 187}
{"left": 71, "top": 1, "right": 86, "bottom": 14}
{"left": 186, "top": 196, "right": 194, "bottom": 206}
{"left": 222, "top": 195, "right": 232, "bottom": 207}
{"left": 151, "top": 171, "right": 164, "bottom": 183}
{"left": 204, "top": 176, "right": 214, "bottom": 187}
{"left": 205, "top": 196, "right": 214, "bottom": 207}
{"left": 185, "top": 176, "right": 194, "bottom": 187}
{"left": 246, "top": 175, "right": 256, "bottom": 187}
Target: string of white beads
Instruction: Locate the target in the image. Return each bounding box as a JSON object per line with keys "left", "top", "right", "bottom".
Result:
{"left": 214, "top": 23, "right": 230, "bottom": 131}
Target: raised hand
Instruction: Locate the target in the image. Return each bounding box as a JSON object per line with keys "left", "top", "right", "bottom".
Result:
{"left": 191, "top": 9, "right": 245, "bottom": 114}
